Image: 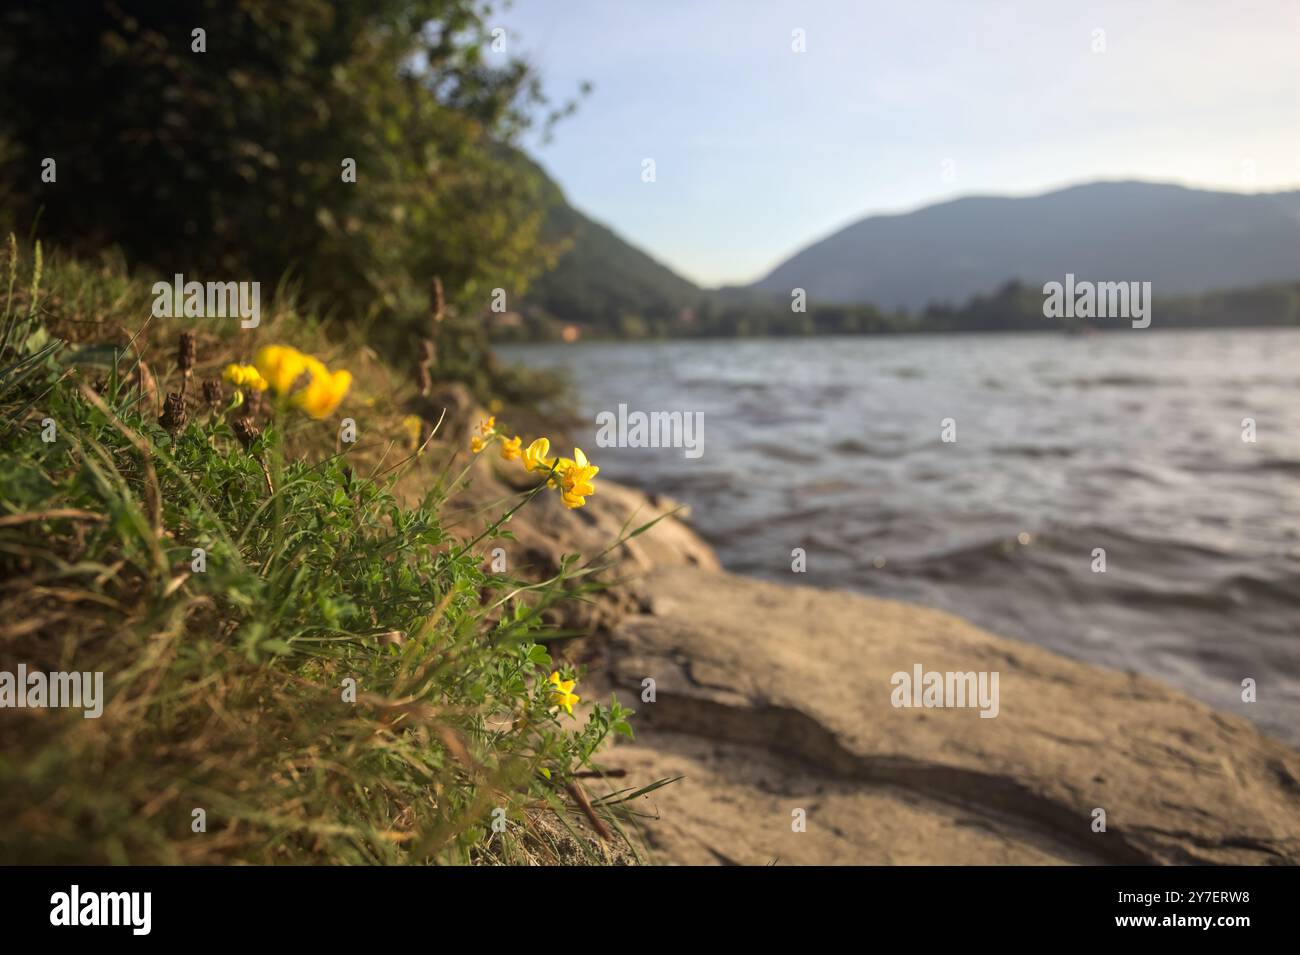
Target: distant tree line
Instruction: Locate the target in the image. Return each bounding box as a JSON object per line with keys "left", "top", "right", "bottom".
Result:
{"left": 497, "top": 279, "right": 1300, "bottom": 342}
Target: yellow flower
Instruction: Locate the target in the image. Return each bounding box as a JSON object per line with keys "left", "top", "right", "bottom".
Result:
{"left": 548, "top": 671, "right": 580, "bottom": 716}
{"left": 563, "top": 447, "right": 598, "bottom": 488}
{"left": 222, "top": 363, "right": 268, "bottom": 391}
{"left": 292, "top": 358, "right": 351, "bottom": 420}
{"left": 251, "top": 346, "right": 351, "bottom": 418}
{"left": 253, "top": 345, "right": 309, "bottom": 394}
{"left": 522, "top": 436, "right": 555, "bottom": 473}
{"left": 516, "top": 440, "right": 598, "bottom": 507}
{"left": 558, "top": 447, "right": 598, "bottom": 509}
{"left": 472, "top": 416, "right": 504, "bottom": 453}
{"left": 499, "top": 435, "right": 522, "bottom": 461}
{"left": 547, "top": 456, "right": 572, "bottom": 488}
{"left": 401, "top": 414, "right": 423, "bottom": 451}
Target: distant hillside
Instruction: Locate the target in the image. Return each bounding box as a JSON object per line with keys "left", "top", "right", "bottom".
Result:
{"left": 517, "top": 158, "right": 701, "bottom": 335}
{"left": 751, "top": 181, "right": 1300, "bottom": 310}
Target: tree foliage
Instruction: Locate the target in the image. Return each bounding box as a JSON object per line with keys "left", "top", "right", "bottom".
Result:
{"left": 0, "top": 0, "right": 563, "bottom": 330}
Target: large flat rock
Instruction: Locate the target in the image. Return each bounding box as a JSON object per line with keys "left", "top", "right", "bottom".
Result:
{"left": 596, "top": 567, "right": 1300, "bottom": 865}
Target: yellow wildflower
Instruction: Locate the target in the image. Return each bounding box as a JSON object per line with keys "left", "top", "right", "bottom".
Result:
{"left": 472, "top": 416, "right": 503, "bottom": 453}
{"left": 222, "top": 363, "right": 268, "bottom": 391}
{"left": 558, "top": 447, "right": 599, "bottom": 509}
{"left": 401, "top": 414, "right": 423, "bottom": 451}
{"left": 292, "top": 358, "right": 351, "bottom": 420}
{"left": 250, "top": 346, "right": 350, "bottom": 418}
{"left": 499, "top": 435, "right": 522, "bottom": 461}
{"left": 516, "top": 439, "right": 598, "bottom": 507}
{"left": 522, "top": 436, "right": 555, "bottom": 473}
{"left": 253, "top": 345, "right": 309, "bottom": 394}
{"left": 548, "top": 671, "right": 580, "bottom": 716}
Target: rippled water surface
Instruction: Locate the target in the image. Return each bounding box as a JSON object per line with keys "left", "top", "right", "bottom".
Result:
{"left": 502, "top": 330, "right": 1300, "bottom": 745}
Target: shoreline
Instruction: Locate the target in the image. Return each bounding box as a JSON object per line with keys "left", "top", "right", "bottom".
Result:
{"left": 586, "top": 524, "right": 1300, "bottom": 865}
{"left": 443, "top": 390, "right": 1300, "bottom": 865}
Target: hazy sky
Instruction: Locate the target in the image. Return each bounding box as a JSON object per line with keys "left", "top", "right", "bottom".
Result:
{"left": 501, "top": 0, "right": 1300, "bottom": 287}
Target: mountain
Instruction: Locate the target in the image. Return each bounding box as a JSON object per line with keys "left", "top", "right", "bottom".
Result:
{"left": 750, "top": 181, "right": 1300, "bottom": 310}
{"left": 530, "top": 201, "right": 701, "bottom": 330}
{"left": 518, "top": 158, "right": 701, "bottom": 334}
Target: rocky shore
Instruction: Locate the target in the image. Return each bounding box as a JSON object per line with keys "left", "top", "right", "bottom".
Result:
{"left": 598, "top": 566, "right": 1300, "bottom": 865}
{"left": 429, "top": 396, "right": 1300, "bottom": 865}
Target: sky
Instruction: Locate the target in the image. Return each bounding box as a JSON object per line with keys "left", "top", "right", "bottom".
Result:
{"left": 497, "top": 0, "right": 1300, "bottom": 288}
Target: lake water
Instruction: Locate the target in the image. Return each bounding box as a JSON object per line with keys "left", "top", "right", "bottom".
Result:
{"left": 501, "top": 329, "right": 1300, "bottom": 746}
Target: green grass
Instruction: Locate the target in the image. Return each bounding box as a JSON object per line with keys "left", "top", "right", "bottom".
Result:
{"left": 0, "top": 237, "right": 648, "bottom": 864}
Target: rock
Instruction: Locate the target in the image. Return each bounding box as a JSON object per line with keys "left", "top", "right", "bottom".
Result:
{"left": 508, "top": 476, "right": 721, "bottom": 577}
{"left": 592, "top": 566, "right": 1300, "bottom": 865}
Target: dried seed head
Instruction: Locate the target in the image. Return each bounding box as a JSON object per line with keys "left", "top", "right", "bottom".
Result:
{"left": 158, "top": 392, "right": 187, "bottom": 433}
{"left": 244, "top": 388, "right": 263, "bottom": 418}
{"left": 178, "top": 331, "right": 197, "bottom": 372}
{"left": 232, "top": 415, "right": 260, "bottom": 450}
{"left": 202, "top": 378, "right": 224, "bottom": 406}
{"left": 430, "top": 276, "right": 445, "bottom": 324}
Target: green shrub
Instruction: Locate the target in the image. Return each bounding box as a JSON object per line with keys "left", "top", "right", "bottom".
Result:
{"left": 0, "top": 1, "right": 567, "bottom": 331}
{"left": 0, "top": 239, "right": 644, "bottom": 864}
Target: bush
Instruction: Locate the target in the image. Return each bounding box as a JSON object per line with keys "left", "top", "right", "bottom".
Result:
{"left": 0, "top": 1, "right": 565, "bottom": 332}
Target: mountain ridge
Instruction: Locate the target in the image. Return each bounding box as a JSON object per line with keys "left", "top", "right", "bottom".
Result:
{"left": 512, "top": 172, "right": 1300, "bottom": 337}
{"left": 748, "top": 180, "right": 1300, "bottom": 310}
